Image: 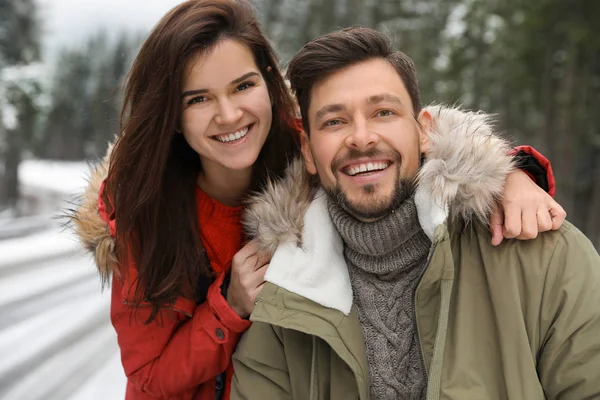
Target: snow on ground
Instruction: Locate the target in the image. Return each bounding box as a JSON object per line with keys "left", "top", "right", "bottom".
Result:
{"left": 0, "top": 227, "right": 81, "bottom": 268}
{"left": 1, "top": 160, "right": 91, "bottom": 238}
{"left": 18, "top": 159, "right": 91, "bottom": 195}
{"left": 0, "top": 159, "right": 126, "bottom": 400}
{"left": 0, "top": 245, "right": 126, "bottom": 400}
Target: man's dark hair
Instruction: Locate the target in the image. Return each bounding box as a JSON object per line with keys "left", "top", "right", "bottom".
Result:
{"left": 286, "top": 27, "right": 422, "bottom": 134}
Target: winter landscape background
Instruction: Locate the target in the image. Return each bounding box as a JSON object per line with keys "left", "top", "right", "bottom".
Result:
{"left": 0, "top": 0, "right": 598, "bottom": 399}
{"left": 0, "top": 160, "right": 126, "bottom": 399}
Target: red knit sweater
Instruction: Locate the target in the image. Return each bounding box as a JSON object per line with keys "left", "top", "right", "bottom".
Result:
{"left": 195, "top": 187, "right": 247, "bottom": 400}
{"left": 196, "top": 186, "right": 244, "bottom": 275}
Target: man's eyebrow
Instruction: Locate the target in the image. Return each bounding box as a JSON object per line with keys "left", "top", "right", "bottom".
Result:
{"left": 181, "top": 72, "right": 260, "bottom": 99}
{"left": 315, "top": 104, "right": 346, "bottom": 121}
{"left": 366, "top": 93, "right": 405, "bottom": 105}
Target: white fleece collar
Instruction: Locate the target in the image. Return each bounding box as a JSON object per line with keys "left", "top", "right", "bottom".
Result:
{"left": 264, "top": 191, "right": 353, "bottom": 314}
{"left": 264, "top": 188, "right": 448, "bottom": 315}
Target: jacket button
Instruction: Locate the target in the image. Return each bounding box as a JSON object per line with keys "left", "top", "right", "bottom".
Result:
{"left": 215, "top": 328, "right": 225, "bottom": 340}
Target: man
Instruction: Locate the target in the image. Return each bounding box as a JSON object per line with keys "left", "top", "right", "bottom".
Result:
{"left": 231, "top": 27, "right": 600, "bottom": 399}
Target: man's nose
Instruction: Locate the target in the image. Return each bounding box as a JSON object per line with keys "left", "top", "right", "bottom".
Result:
{"left": 345, "top": 118, "right": 378, "bottom": 149}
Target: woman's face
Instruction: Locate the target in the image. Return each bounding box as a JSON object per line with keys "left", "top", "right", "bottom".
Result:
{"left": 180, "top": 39, "right": 273, "bottom": 178}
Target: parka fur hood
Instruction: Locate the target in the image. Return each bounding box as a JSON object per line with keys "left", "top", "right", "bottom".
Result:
{"left": 71, "top": 105, "right": 513, "bottom": 285}
{"left": 69, "top": 142, "right": 116, "bottom": 283}
{"left": 244, "top": 105, "right": 514, "bottom": 256}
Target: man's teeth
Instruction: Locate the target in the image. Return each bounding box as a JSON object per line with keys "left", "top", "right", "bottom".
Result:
{"left": 347, "top": 162, "right": 389, "bottom": 176}
{"left": 215, "top": 126, "right": 249, "bottom": 143}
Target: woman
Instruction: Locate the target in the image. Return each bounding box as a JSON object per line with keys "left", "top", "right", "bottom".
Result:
{"left": 70, "top": 0, "right": 560, "bottom": 399}
{"left": 75, "top": 1, "right": 297, "bottom": 399}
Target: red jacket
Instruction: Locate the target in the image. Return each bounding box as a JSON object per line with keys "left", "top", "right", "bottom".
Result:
{"left": 96, "top": 182, "right": 251, "bottom": 400}
{"left": 110, "top": 271, "right": 250, "bottom": 399}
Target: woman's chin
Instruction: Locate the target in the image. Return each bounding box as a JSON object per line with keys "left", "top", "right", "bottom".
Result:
{"left": 220, "top": 155, "right": 260, "bottom": 174}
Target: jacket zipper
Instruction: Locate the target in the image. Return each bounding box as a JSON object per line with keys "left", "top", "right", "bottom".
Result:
{"left": 412, "top": 242, "right": 438, "bottom": 390}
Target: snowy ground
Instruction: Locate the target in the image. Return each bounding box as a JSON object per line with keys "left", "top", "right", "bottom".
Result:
{"left": 18, "top": 160, "right": 91, "bottom": 195}
{"left": 0, "top": 160, "right": 126, "bottom": 400}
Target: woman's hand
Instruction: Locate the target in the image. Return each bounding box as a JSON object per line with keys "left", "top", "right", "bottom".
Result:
{"left": 227, "top": 239, "right": 270, "bottom": 318}
{"left": 490, "top": 169, "right": 566, "bottom": 246}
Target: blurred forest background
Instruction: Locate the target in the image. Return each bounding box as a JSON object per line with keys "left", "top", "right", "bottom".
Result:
{"left": 1, "top": 0, "right": 599, "bottom": 247}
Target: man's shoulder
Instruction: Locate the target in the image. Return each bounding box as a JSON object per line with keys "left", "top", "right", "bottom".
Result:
{"left": 455, "top": 219, "right": 599, "bottom": 279}
{"left": 498, "top": 220, "right": 590, "bottom": 253}
{"left": 446, "top": 220, "right": 600, "bottom": 332}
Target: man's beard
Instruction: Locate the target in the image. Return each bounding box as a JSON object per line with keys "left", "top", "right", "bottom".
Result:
{"left": 325, "top": 162, "right": 416, "bottom": 221}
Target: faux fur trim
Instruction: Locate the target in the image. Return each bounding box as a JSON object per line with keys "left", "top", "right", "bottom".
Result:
{"left": 243, "top": 157, "right": 315, "bottom": 256}
{"left": 67, "top": 142, "right": 116, "bottom": 283}
{"left": 418, "top": 105, "right": 514, "bottom": 224}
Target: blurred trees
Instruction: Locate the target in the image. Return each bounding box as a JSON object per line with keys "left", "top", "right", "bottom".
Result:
{"left": 255, "top": 0, "right": 600, "bottom": 247}
{"left": 0, "top": 0, "right": 41, "bottom": 212}
{"left": 40, "top": 32, "right": 138, "bottom": 160}
{"left": 0, "top": 8, "right": 137, "bottom": 212}
{"left": 433, "top": 0, "right": 600, "bottom": 246}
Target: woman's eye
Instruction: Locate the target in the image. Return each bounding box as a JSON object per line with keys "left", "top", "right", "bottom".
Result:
{"left": 376, "top": 109, "right": 395, "bottom": 117}
{"left": 237, "top": 81, "right": 255, "bottom": 91}
{"left": 187, "top": 96, "right": 206, "bottom": 105}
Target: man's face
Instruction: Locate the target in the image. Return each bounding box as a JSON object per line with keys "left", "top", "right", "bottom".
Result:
{"left": 301, "top": 58, "right": 431, "bottom": 220}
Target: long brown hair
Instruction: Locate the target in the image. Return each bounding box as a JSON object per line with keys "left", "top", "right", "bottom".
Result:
{"left": 106, "top": 0, "right": 299, "bottom": 322}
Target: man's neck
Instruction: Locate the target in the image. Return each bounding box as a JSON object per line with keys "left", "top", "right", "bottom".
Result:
{"left": 327, "top": 192, "right": 431, "bottom": 262}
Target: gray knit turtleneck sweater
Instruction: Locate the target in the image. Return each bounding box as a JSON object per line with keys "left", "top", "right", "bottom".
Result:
{"left": 328, "top": 193, "right": 432, "bottom": 400}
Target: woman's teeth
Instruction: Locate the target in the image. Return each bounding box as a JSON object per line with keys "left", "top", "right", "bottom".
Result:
{"left": 215, "top": 126, "right": 249, "bottom": 143}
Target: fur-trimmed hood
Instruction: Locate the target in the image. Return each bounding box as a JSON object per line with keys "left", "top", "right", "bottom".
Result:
{"left": 69, "top": 143, "right": 116, "bottom": 283}
{"left": 243, "top": 105, "right": 514, "bottom": 314}
{"left": 245, "top": 105, "right": 513, "bottom": 253}
{"left": 70, "top": 105, "right": 513, "bottom": 298}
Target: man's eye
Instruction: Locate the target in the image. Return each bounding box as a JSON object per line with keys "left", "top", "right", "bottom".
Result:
{"left": 187, "top": 96, "right": 206, "bottom": 105}
{"left": 237, "top": 82, "right": 255, "bottom": 91}
{"left": 376, "top": 109, "right": 395, "bottom": 117}
{"left": 324, "top": 119, "right": 342, "bottom": 127}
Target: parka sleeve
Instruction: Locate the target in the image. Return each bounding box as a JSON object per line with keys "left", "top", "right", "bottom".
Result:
{"left": 536, "top": 225, "right": 600, "bottom": 399}
{"left": 230, "top": 321, "right": 293, "bottom": 400}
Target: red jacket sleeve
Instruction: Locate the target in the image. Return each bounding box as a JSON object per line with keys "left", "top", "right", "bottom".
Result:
{"left": 111, "top": 272, "right": 251, "bottom": 398}
{"left": 511, "top": 145, "right": 556, "bottom": 197}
